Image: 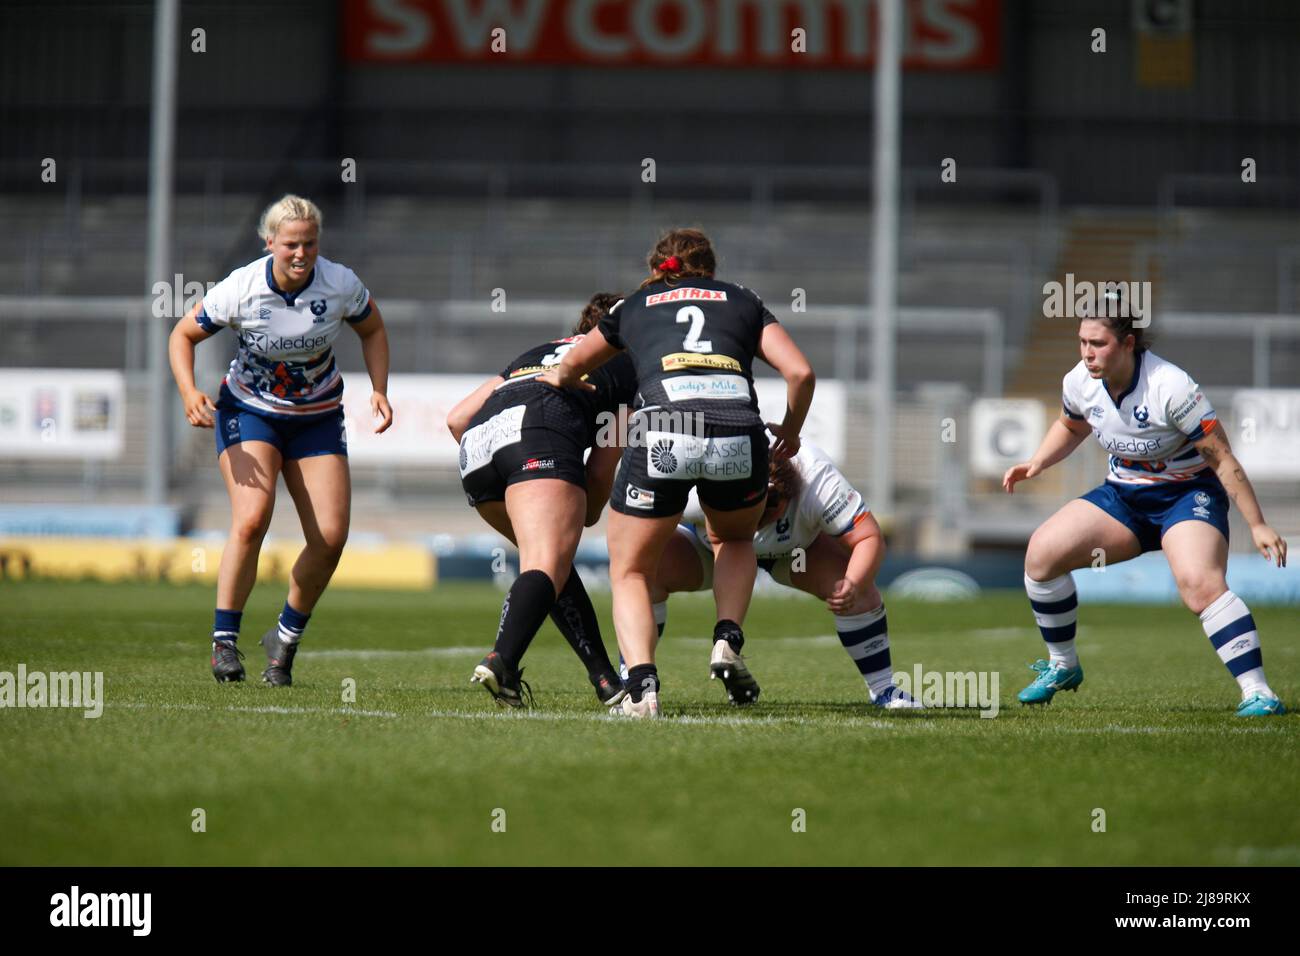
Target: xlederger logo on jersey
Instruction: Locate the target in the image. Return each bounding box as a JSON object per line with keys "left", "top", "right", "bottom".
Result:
{"left": 1103, "top": 435, "right": 1163, "bottom": 456}
{"left": 645, "top": 431, "right": 752, "bottom": 480}
{"left": 241, "top": 330, "right": 332, "bottom": 353}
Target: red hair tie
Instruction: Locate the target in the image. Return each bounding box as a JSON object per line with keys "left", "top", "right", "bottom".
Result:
{"left": 660, "top": 255, "right": 682, "bottom": 272}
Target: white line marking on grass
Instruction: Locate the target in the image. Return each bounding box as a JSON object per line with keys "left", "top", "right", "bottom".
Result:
{"left": 114, "top": 702, "right": 399, "bottom": 718}
{"left": 425, "top": 708, "right": 902, "bottom": 729}
{"left": 1055, "top": 723, "right": 1282, "bottom": 736}
{"left": 301, "top": 647, "right": 483, "bottom": 659}
{"left": 667, "top": 635, "right": 842, "bottom": 647}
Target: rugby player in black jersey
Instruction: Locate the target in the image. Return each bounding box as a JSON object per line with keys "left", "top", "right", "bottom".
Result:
{"left": 539, "top": 229, "right": 815, "bottom": 717}
{"left": 447, "top": 294, "right": 636, "bottom": 707}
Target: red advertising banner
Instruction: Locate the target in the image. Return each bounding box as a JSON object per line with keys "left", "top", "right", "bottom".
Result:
{"left": 342, "top": 0, "right": 1001, "bottom": 71}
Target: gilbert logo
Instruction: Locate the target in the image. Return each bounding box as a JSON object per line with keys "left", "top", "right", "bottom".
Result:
{"left": 50, "top": 886, "right": 151, "bottom": 936}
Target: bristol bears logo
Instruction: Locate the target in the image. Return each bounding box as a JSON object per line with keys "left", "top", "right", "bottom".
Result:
{"left": 309, "top": 299, "right": 327, "bottom": 320}
{"left": 650, "top": 438, "right": 678, "bottom": 475}
{"left": 1133, "top": 405, "right": 1151, "bottom": 429}
{"left": 1192, "top": 490, "right": 1212, "bottom": 519}
{"left": 1194, "top": 492, "right": 1211, "bottom": 507}
{"left": 776, "top": 517, "right": 791, "bottom": 538}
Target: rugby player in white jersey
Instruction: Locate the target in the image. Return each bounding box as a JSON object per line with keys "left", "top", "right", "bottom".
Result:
{"left": 169, "top": 195, "right": 392, "bottom": 686}
{"left": 643, "top": 443, "right": 921, "bottom": 708}
{"left": 1004, "top": 301, "right": 1287, "bottom": 716}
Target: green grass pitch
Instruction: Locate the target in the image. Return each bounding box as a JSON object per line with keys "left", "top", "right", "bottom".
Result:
{"left": 2, "top": 580, "right": 1296, "bottom": 866}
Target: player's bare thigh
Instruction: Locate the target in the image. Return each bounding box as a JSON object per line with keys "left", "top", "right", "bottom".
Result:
{"left": 650, "top": 526, "right": 707, "bottom": 602}
{"left": 784, "top": 534, "right": 883, "bottom": 611}
{"left": 475, "top": 500, "right": 517, "bottom": 545}
{"left": 281, "top": 453, "right": 351, "bottom": 551}
{"left": 1161, "top": 519, "right": 1229, "bottom": 615}
{"left": 504, "top": 479, "right": 586, "bottom": 582}
{"left": 1025, "top": 498, "right": 1142, "bottom": 580}
{"left": 218, "top": 440, "right": 282, "bottom": 529}
{"left": 701, "top": 500, "right": 766, "bottom": 546}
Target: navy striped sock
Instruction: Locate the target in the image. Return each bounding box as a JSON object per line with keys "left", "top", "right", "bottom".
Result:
{"left": 1024, "top": 573, "right": 1078, "bottom": 667}
{"left": 213, "top": 608, "right": 242, "bottom": 643}
{"left": 277, "top": 602, "right": 310, "bottom": 645}
{"left": 1200, "top": 590, "right": 1271, "bottom": 697}
{"left": 835, "top": 605, "right": 893, "bottom": 699}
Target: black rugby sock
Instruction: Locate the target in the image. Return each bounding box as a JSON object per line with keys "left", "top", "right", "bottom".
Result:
{"left": 493, "top": 570, "right": 557, "bottom": 672}
{"left": 549, "top": 568, "right": 617, "bottom": 681}
{"left": 626, "top": 664, "right": 660, "bottom": 703}
{"left": 714, "top": 619, "right": 744, "bottom": 653}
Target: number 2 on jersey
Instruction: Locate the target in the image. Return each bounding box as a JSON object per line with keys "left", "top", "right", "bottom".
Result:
{"left": 676, "top": 306, "right": 712, "bottom": 353}
{"left": 540, "top": 342, "right": 576, "bottom": 366}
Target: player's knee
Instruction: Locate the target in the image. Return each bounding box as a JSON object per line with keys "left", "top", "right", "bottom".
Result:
{"left": 1024, "top": 534, "right": 1060, "bottom": 581}
{"left": 314, "top": 525, "right": 348, "bottom": 560}
{"left": 855, "top": 582, "right": 882, "bottom": 610}
{"left": 301, "top": 522, "right": 345, "bottom": 561}
{"left": 1177, "top": 575, "right": 1226, "bottom": 615}
{"left": 1023, "top": 552, "right": 1053, "bottom": 582}
{"left": 231, "top": 512, "right": 272, "bottom": 546}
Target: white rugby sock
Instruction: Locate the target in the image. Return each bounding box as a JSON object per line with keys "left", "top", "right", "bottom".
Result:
{"left": 652, "top": 601, "right": 667, "bottom": 640}
{"left": 835, "top": 606, "right": 894, "bottom": 699}
{"left": 1024, "top": 573, "right": 1079, "bottom": 668}
{"left": 1199, "top": 591, "right": 1272, "bottom": 699}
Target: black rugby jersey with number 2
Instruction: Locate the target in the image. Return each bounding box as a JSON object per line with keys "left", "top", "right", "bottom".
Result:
{"left": 597, "top": 278, "right": 777, "bottom": 427}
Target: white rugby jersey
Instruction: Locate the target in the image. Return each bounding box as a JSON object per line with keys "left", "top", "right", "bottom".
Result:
{"left": 1061, "top": 350, "right": 1219, "bottom": 485}
{"left": 685, "top": 443, "right": 869, "bottom": 559}
{"left": 197, "top": 255, "right": 371, "bottom": 417}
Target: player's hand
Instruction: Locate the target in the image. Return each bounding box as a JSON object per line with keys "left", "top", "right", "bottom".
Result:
{"left": 1250, "top": 523, "right": 1288, "bottom": 567}
{"left": 827, "top": 577, "right": 858, "bottom": 614}
{"left": 766, "top": 421, "right": 801, "bottom": 461}
{"left": 371, "top": 392, "right": 393, "bottom": 434}
{"left": 537, "top": 366, "right": 596, "bottom": 392}
{"left": 1002, "top": 460, "right": 1042, "bottom": 493}
{"left": 182, "top": 388, "right": 216, "bottom": 428}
